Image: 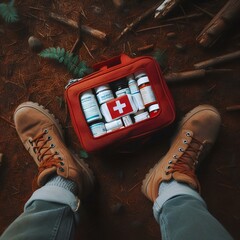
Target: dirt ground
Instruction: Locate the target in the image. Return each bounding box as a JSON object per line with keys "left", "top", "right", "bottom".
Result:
{"left": 0, "top": 0, "right": 240, "bottom": 239}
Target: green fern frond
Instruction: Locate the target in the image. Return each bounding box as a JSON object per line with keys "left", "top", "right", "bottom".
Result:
{"left": 0, "top": 0, "right": 19, "bottom": 23}
{"left": 39, "top": 47, "right": 92, "bottom": 78}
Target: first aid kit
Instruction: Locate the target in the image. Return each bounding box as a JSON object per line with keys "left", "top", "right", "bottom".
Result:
{"left": 65, "top": 54, "right": 175, "bottom": 152}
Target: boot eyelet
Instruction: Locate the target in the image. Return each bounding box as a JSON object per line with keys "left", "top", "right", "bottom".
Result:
{"left": 183, "top": 139, "right": 188, "bottom": 144}
{"left": 55, "top": 151, "right": 59, "bottom": 155}
{"left": 48, "top": 136, "right": 52, "bottom": 141}
{"left": 60, "top": 161, "right": 64, "bottom": 166}
{"left": 168, "top": 160, "right": 173, "bottom": 164}
{"left": 50, "top": 144, "right": 55, "bottom": 148}
{"left": 167, "top": 166, "right": 171, "bottom": 169}
{"left": 179, "top": 147, "right": 184, "bottom": 152}
{"left": 58, "top": 156, "right": 63, "bottom": 160}
{"left": 44, "top": 129, "right": 48, "bottom": 134}
{"left": 29, "top": 139, "right": 33, "bottom": 145}
{"left": 173, "top": 154, "right": 178, "bottom": 159}
{"left": 59, "top": 167, "right": 64, "bottom": 172}
{"left": 186, "top": 132, "right": 191, "bottom": 137}
{"left": 165, "top": 171, "right": 169, "bottom": 175}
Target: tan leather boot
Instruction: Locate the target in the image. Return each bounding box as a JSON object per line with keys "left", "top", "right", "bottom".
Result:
{"left": 14, "top": 102, "right": 94, "bottom": 198}
{"left": 142, "top": 105, "right": 221, "bottom": 202}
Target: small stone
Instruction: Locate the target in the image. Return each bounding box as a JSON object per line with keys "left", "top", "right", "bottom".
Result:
{"left": 110, "top": 202, "right": 124, "bottom": 214}
{"left": 175, "top": 43, "right": 186, "bottom": 52}
{"left": 113, "top": 0, "right": 125, "bottom": 9}
{"left": 167, "top": 32, "right": 176, "bottom": 39}
{"left": 28, "top": 36, "right": 43, "bottom": 52}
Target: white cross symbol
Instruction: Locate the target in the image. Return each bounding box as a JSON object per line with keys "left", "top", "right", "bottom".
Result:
{"left": 113, "top": 100, "right": 126, "bottom": 114}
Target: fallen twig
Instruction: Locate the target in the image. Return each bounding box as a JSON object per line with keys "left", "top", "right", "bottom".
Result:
{"left": 164, "top": 69, "right": 232, "bottom": 82}
{"left": 226, "top": 105, "right": 240, "bottom": 112}
{"left": 137, "top": 44, "right": 154, "bottom": 52}
{"left": 128, "top": 181, "right": 141, "bottom": 192}
{"left": 136, "top": 23, "right": 174, "bottom": 33}
{"left": 83, "top": 41, "right": 95, "bottom": 59}
{"left": 0, "top": 116, "right": 15, "bottom": 128}
{"left": 49, "top": 12, "right": 107, "bottom": 42}
{"left": 154, "top": 0, "right": 184, "bottom": 19}
{"left": 159, "top": 13, "right": 203, "bottom": 23}
{"left": 127, "top": 41, "right": 133, "bottom": 56}
{"left": 115, "top": 1, "right": 163, "bottom": 41}
{"left": 194, "top": 50, "right": 240, "bottom": 69}
{"left": 196, "top": 0, "right": 240, "bottom": 47}
{"left": 70, "top": 15, "right": 82, "bottom": 54}
{"left": 192, "top": 3, "right": 214, "bottom": 18}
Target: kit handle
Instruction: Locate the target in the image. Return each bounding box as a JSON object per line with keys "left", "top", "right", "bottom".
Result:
{"left": 93, "top": 54, "right": 132, "bottom": 71}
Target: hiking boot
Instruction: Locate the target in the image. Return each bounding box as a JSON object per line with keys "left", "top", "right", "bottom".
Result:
{"left": 14, "top": 101, "right": 94, "bottom": 198}
{"left": 141, "top": 105, "right": 221, "bottom": 202}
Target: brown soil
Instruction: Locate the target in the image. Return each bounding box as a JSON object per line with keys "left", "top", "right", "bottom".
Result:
{"left": 0, "top": 0, "right": 240, "bottom": 240}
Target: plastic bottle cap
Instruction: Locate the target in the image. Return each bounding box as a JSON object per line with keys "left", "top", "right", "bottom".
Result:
{"left": 95, "top": 84, "right": 110, "bottom": 94}
{"left": 137, "top": 76, "right": 150, "bottom": 86}
{"left": 81, "top": 89, "right": 93, "bottom": 95}
{"left": 134, "top": 71, "right": 146, "bottom": 80}
{"left": 126, "top": 74, "right": 135, "bottom": 81}
{"left": 148, "top": 104, "right": 160, "bottom": 112}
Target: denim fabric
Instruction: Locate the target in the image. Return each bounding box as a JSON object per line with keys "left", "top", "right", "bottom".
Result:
{"left": 0, "top": 185, "right": 79, "bottom": 240}
{"left": 154, "top": 195, "right": 233, "bottom": 240}
{"left": 153, "top": 180, "right": 205, "bottom": 221}
{"left": 25, "top": 185, "right": 80, "bottom": 212}
{"left": 0, "top": 200, "right": 76, "bottom": 240}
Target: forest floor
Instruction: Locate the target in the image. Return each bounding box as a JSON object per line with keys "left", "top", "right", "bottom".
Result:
{"left": 0, "top": 0, "right": 240, "bottom": 239}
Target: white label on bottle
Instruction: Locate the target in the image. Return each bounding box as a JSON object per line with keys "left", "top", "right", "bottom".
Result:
{"left": 81, "top": 95, "right": 102, "bottom": 123}
{"left": 90, "top": 122, "right": 106, "bottom": 137}
{"left": 128, "top": 79, "right": 139, "bottom": 94}
{"left": 140, "top": 86, "right": 156, "bottom": 105}
{"left": 105, "top": 119, "right": 123, "bottom": 131}
{"left": 122, "top": 115, "right": 133, "bottom": 126}
{"left": 96, "top": 90, "right": 114, "bottom": 104}
{"left": 115, "top": 88, "right": 131, "bottom": 97}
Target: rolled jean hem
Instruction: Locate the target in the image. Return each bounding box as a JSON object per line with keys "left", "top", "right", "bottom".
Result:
{"left": 153, "top": 185, "right": 206, "bottom": 223}
{"left": 25, "top": 185, "right": 80, "bottom": 212}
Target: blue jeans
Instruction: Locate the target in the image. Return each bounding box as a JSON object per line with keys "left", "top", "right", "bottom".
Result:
{"left": 0, "top": 187, "right": 233, "bottom": 240}
{"left": 154, "top": 195, "right": 233, "bottom": 240}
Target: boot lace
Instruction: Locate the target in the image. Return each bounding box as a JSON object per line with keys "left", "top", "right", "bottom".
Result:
{"left": 166, "top": 132, "right": 203, "bottom": 186}
{"left": 29, "top": 129, "right": 64, "bottom": 174}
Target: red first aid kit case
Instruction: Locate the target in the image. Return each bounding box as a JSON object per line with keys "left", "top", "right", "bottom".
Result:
{"left": 65, "top": 54, "right": 175, "bottom": 152}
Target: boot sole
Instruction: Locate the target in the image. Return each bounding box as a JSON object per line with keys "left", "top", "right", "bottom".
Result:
{"left": 71, "top": 152, "right": 95, "bottom": 198}
{"left": 14, "top": 101, "right": 64, "bottom": 140}
{"left": 141, "top": 105, "right": 220, "bottom": 200}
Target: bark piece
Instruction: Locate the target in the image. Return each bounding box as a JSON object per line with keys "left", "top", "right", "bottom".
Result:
{"left": 196, "top": 0, "right": 240, "bottom": 47}
{"left": 194, "top": 50, "right": 240, "bottom": 69}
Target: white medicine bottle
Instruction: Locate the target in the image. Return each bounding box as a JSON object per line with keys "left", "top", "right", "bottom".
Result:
{"left": 80, "top": 90, "right": 102, "bottom": 123}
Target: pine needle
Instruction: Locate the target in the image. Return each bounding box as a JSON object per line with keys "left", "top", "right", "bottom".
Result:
{"left": 39, "top": 47, "right": 93, "bottom": 78}
{"left": 0, "top": 0, "right": 19, "bottom": 23}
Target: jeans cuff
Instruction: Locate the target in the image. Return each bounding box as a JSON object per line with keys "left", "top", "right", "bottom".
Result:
{"left": 25, "top": 185, "right": 80, "bottom": 212}
{"left": 153, "top": 183, "right": 206, "bottom": 223}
